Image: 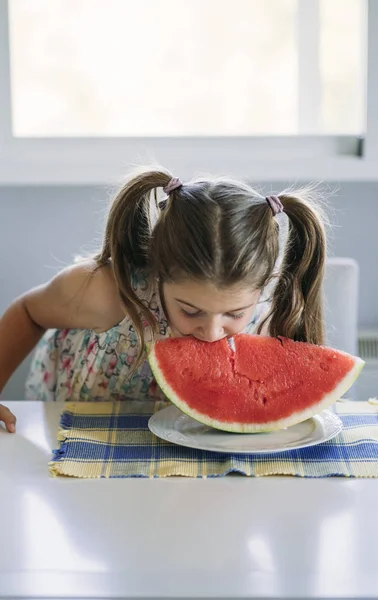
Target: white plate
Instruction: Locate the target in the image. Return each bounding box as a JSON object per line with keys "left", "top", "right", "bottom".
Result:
{"left": 148, "top": 406, "right": 343, "bottom": 454}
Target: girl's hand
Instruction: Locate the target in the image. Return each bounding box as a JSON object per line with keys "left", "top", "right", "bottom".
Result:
{"left": 0, "top": 404, "right": 16, "bottom": 433}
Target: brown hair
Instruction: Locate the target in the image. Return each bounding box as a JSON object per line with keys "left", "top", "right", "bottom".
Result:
{"left": 94, "top": 167, "right": 327, "bottom": 366}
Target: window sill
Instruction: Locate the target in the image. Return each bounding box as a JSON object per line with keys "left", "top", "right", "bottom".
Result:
{"left": 1, "top": 157, "right": 377, "bottom": 185}
{"left": 0, "top": 136, "right": 375, "bottom": 184}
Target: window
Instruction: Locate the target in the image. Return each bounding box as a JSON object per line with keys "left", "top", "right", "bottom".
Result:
{"left": 8, "top": 0, "right": 365, "bottom": 137}
{"left": 0, "top": 0, "right": 376, "bottom": 183}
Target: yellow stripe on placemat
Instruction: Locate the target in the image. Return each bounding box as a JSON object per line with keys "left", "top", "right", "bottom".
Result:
{"left": 59, "top": 428, "right": 157, "bottom": 445}
{"left": 63, "top": 401, "right": 160, "bottom": 415}
{"left": 49, "top": 401, "right": 378, "bottom": 479}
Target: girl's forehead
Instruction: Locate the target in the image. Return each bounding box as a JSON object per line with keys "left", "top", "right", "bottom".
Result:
{"left": 164, "top": 279, "right": 259, "bottom": 312}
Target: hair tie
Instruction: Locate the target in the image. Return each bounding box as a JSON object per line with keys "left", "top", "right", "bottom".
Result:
{"left": 163, "top": 177, "right": 183, "bottom": 195}
{"left": 266, "top": 195, "right": 284, "bottom": 216}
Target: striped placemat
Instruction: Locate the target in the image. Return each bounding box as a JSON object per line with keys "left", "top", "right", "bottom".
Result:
{"left": 49, "top": 400, "right": 378, "bottom": 478}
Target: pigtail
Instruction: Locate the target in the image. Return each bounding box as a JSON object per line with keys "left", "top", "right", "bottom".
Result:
{"left": 94, "top": 167, "right": 173, "bottom": 364}
{"left": 259, "top": 192, "right": 326, "bottom": 344}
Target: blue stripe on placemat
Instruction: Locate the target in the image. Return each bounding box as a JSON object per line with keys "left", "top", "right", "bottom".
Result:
{"left": 339, "top": 415, "right": 378, "bottom": 428}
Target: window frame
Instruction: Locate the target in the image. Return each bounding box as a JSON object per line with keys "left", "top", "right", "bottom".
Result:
{"left": 0, "top": 0, "right": 376, "bottom": 185}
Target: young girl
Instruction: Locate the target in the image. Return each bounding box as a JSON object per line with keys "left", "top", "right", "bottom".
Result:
{"left": 0, "top": 166, "right": 326, "bottom": 433}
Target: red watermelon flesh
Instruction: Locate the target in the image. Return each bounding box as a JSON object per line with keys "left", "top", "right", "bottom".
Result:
{"left": 148, "top": 335, "right": 364, "bottom": 433}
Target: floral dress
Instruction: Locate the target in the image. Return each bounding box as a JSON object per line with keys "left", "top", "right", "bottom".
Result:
{"left": 25, "top": 269, "right": 266, "bottom": 402}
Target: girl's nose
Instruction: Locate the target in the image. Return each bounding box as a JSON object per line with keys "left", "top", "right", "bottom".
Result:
{"left": 198, "top": 319, "right": 225, "bottom": 342}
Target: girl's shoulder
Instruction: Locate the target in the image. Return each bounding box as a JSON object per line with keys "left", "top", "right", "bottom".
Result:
{"left": 57, "top": 262, "right": 162, "bottom": 333}
{"left": 77, "top": 262, "right": 159, "bottom": 332}
{"left": 64, "top": 260, "right": 126, "bottom": 332}
{"left": 23, "top": 259, "right": 125, "bottom": 334}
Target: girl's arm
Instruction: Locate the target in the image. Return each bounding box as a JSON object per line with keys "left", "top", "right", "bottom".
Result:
{"left": 0, "top": 261, "right": 124, "bottom": 432}
{"left": 0, "top": 296, "right": 46, "bottom": 427}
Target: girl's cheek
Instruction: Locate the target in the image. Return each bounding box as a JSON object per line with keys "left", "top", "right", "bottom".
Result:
{"left": 167, "top": 311, "right": 192, "bottom": 336}
{"left": 174, "top": 318, "right": 194, "bottom": 335}
{"left": 227, "top": 314, "right": 255, "bottom": 335}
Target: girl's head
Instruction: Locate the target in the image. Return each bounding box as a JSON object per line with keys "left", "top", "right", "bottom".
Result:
{"left": 95, "top": 166, "right": 327, "bottom": 363}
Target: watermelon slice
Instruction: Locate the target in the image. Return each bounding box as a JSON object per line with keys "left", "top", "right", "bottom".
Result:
{"left": 148, "top": 335, "right": 364, "bottom": 433}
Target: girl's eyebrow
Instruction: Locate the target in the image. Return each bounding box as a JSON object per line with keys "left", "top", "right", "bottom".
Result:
{"left": 174, "top": 298, "right": 254, "bottom": 312}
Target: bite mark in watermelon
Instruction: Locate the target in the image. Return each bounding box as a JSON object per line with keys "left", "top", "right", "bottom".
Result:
{"left": 148, "top": 335, "right": 364, "bottom": 433}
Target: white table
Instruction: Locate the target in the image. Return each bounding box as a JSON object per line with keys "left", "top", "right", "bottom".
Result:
{"left": 0, "top": 401, "right": 377, "bottom": 600}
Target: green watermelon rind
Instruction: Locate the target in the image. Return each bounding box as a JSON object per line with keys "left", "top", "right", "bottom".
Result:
{"left": 148, "top": 344, "right": 365, "bottom": 433}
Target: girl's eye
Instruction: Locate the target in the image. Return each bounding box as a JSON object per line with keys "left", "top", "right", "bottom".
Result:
{"left": 180, "top": 309, "right": 202, "bottom": 318}
{"left": 180, "top": 308, "right": 245, "bottom": 320}
{"left": 227, "top": 312, "right": 245, "bottom": 320}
